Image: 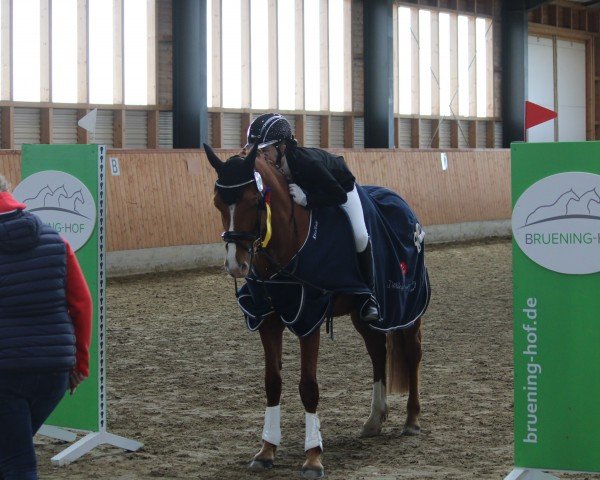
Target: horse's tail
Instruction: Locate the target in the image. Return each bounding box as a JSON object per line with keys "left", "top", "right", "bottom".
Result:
{"left": 385, "top": 331, "right": 409, "bottom": 394}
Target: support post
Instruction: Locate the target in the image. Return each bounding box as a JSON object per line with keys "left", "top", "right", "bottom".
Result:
{"left": 363, "top": 0, "right": 394, "bottom": 148}
{"left": 172, "top": 0, "right": 208, "bottom": 148}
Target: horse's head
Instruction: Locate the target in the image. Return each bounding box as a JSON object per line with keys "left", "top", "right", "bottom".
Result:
{"left": 204, "top": 143, "right": 266, "bottom": 278}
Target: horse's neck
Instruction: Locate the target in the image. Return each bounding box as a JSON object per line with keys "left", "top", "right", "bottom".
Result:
{"left": 255, "top": 162, "right": 309, "bottom": 277}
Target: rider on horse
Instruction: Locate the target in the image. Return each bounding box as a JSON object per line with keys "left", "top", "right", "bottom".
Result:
{"left": 246, "top": 113, "right": 380, "bottom": 324}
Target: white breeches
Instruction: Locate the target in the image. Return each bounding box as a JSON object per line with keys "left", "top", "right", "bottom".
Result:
{"left": 340, "top": 185, "right": 369, "bottom": 252}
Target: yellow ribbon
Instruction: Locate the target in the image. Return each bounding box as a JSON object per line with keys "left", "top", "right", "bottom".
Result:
{"left": 261, "top": 203, "right": 272, "bottom": 248}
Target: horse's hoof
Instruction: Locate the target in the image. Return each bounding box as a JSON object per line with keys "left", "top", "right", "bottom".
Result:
{"left": 301, "top": 466, "right": 325, "bottom": 479}
{"left": 402, "top": 425, "right": 421, "bottom": 436}
{"left": 248, "top": 458, "right": 274, "bottom": 471}
{"left": 360, "top": 423, "right": 382, "bottom": 437}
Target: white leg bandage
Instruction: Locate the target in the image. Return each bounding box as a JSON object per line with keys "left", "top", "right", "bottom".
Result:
{"left": 304, "top": 412, "right": 323, "bottom": 451}
{"left": 262, "top": 405, "right": 281, "bottom": 446}
{"left": 370, "top": 380, "right": 387, "bottom": 417}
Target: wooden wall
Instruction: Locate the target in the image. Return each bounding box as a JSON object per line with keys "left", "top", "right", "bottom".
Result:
{"left": 0, "top": 148, "right": 510, "bottom": 252}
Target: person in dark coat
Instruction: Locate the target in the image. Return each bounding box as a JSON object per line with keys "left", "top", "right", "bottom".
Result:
{"left": 246, "top": 113, "right": 380, "bottom": 323}
{"left": 0, "top": 174, "right": 92, "bottom": 480}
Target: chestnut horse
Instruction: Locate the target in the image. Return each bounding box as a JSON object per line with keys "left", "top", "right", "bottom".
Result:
{"left": 204, "top": 143, "right": 424, "bottom": 479}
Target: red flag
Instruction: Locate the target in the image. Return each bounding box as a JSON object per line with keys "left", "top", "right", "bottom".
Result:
{"left": 525, "top": 101, "right": 557, "bottom": 129}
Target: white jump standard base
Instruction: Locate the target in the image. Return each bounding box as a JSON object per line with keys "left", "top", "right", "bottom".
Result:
{"left": 37, "top": 425, "right": 77, "bottom": 443}
{"left": 51, "top": 430, "right": 143, "bottom": 466}
{"left": 505, "top": 468, "right": 559, "bottom": 480}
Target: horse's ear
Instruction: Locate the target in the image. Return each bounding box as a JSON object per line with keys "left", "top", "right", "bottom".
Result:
{"left": 203, "top": 143, "right": 223, "bottom": 172}
{"left": 244, "top": 142, "right": 259, "bottom": 170}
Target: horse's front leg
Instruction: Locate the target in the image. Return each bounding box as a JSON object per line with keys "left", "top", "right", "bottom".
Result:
{"left": 249, "top": 314, "right": 285, "bottom": 471}
{"left": 299, "top": 329, "right": 324, "bottom": 479}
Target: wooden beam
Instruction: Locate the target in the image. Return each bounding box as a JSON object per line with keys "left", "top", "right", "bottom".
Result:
{"left": 343, "top": 0, "right": 352, "bottom": 112}
{"left": 295, "top": 0, "right": 304, "bottom": 110}
{"left": 146, "top": 0, "right": 156, "bottom": 105}
{"left": 320, "top": 114, "right": 330, "bottom": 148}
{"left": 344, "top": 114, "right": 354, "bottom": 147}
{"left": 1, "top": 106, "right": 14, "bottom": 149}
{"left": 113, "top": 109, "right": 124, "bottom": 147}
{"left": 268, "top": 0, "right": 278, "bottom": 109}
{"left": 113, "top": 0, "right": 123, "bottom": 104}
{"left": 147, "top": 109, "right": 159, "bottom": 148}
{"left": 241, "top": 0, "right": 250, "bottom": 108}
{"left": 77, "top": 108, "right": 90, "bottom": 144}
{"left": 295, "top": 113, "right": 305, "bottom": 145}
{"left": 450, "top": 119, "right": 459, "bottom": 148}
{"left": 431, "top": 12, "right": 440, "bottom": 116}
{"left": 410, "top": 10, "right": 419, "bottom": 115}
{"left": 0, "top": 0, "right": 11, "bottom": 101}
{"left": 77, "top": 0, "right": 88, "bottom": 103}
{"left": 431, "top": 119, "right": 440, "bottom": 148}
{"left": 211, "top": 0, "right": 222, "bottom": 108}
{"left": 485, "top": 18, "right": 494, "bottom": 117}
{"left": 241, "top": 112, "right": 251, "bottom": 147}
{"left": 212, "top": 111, "right": 223, "bottom": 148}
{"left": 393, "top": 5, "right": 399, "bottom": 116}
{"left": 40, "top": 107, "right": 52, "bottom": 144}
{"left": 468, "top": 119, "right": 477, "bottom": 147}
{"left": 411, "top": 118, "right": 420, "bottom": 148}
{"left": 319, "top": 0, "right": 329, "bottom": 111}
{"left": 40, "top": 0, "right": 50, "bottom": 102}
{"left": 450, "top": 13, "right": 458, "bottom": 116}
{"left": 468, "top": 16, "right": 477, "bottom": 117}
{"left": 394, "top": 116, "right": 400, "bottom": 148}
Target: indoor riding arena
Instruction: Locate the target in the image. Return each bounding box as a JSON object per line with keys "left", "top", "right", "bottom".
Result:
{"left": 1, "top": 0, "right": 599, "bottom": 479}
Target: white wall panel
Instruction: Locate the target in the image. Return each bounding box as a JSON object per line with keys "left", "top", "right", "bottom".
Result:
{"left": 330, "top": 116, "right": 344, "bottom": 148}
{"left": 159, "top": 111, "right": 173, "bottom": 149}
{"left": 476, "top": 121, "right": 487, "bottom": 148}
{"left": 353, "top": 117, "right": 364, "bottom": 148}
{"left": 53, "top": 109, "right": 78, "bottom": 144}
{"left": 438, "top": 119, "right": 451, "bottom": 148}
{"left": 223, "top": 113, "right": 242, "bottom": 148}
{"left": 419, "top": 119, "right": 432, "bottom": 148}
{"left": 458, "top": 120, "right": 470, "bottom": 148}
{"left": 397, "top": 118, "right": 412, "bottom": 148}
{"left": 494, "top": 122, "right": 503, "bottom": 148}
{"left": 304, "top": 115, "right": 321, "bottom": 147}
{"left": 125, "top": 111, "right": 148, "bottom": 148}
{"left": 557, "top": 39, "right": 585, "bottom": 141}
{"left": 527, "top": 36, "right": 555, "bottom": 142}
{"left": 15, "top": 108, "right": 41, "bottom": 148}
{"left": 95, "top": 110, "right": 114, "bottom": 148}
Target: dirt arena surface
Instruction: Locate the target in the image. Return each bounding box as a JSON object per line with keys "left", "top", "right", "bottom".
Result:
{"left": 35, "top": 239, "right": 598, "bottom": 479}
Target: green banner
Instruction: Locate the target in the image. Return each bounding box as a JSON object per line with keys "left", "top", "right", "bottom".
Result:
{"left": 511, "top": 142, "right": 600, "bottom": 472}
{"left": 13, "top": 144, "right": 106, "bottom": 432}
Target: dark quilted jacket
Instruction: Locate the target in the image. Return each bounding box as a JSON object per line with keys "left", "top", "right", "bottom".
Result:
{"left": 0, "top": 210, "right": 76, "bottom": 371}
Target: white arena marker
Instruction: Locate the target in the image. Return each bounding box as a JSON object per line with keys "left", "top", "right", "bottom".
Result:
{"left": 440, "top": 152, "right": 448, "bottom": 171}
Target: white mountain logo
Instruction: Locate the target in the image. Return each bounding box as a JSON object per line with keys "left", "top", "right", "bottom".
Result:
{"left": 23, "top": 184, "right": 90, "bottom": 219}
{"left": 522, "top": 187, "right": 600, "bottom": 227}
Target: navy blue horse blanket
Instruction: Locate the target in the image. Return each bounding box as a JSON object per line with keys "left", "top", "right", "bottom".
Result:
{"left": 237, "top": 185, "right": 431, "bottom": 337}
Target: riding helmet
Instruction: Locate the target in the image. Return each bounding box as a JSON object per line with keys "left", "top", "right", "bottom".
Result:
{"left": 246, "top": 113, "right": 292, "bottom": 149}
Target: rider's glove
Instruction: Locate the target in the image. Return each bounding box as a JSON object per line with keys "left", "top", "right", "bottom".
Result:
{"left": 289, "top": 183, "right": 308, "bottom": 207}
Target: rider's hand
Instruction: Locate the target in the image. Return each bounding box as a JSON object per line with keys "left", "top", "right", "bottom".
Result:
{"left": 289, "top": 184, "right": 307, "bottom": 207}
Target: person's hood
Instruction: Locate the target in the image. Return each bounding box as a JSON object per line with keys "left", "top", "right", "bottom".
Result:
{"left": 0, "top": 191, "right": 26, "bottom": 213}
{"left": 0, "top": 210, "right": 42, "bottom": 253}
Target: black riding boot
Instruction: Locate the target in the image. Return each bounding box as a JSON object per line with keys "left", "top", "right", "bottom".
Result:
{"left": 357, "top": 239, "right": 380, "bottom": 323}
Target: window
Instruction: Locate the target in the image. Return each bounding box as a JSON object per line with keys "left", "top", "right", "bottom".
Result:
{"left": 397, "top": 6, "right": 493, "bottom": 118}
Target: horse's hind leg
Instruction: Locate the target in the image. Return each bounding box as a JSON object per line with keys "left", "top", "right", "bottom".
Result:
{"left": 401, "top": 318, "right": 423, "bottom": 435}
{"left": 351, "top": 312, "right": 388, "bottom": 437}
{"left": 249, "top": 314, "right": 285, "bottom": 471}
